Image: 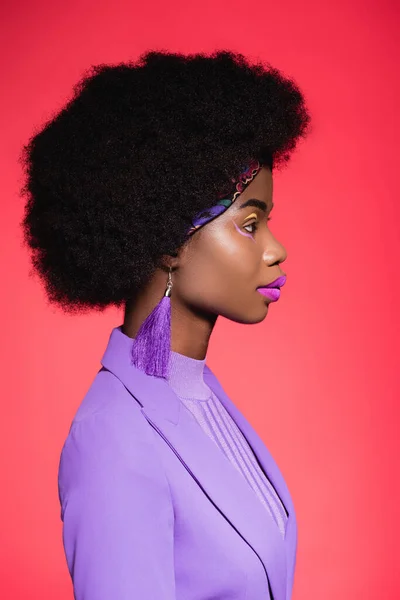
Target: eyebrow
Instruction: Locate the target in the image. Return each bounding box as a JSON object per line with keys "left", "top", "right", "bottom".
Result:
{"left": 238, "top": 198, "right": 274, "bottom": 213}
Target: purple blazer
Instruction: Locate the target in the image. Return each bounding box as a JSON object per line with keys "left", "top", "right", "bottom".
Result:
{"left": 58, "top": 326, "right": 298, "bottom": 599}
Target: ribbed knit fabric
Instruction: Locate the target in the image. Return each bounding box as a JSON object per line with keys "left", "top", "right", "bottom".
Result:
{"left": 166, "top": 348, "right": 288, "bottom": 539}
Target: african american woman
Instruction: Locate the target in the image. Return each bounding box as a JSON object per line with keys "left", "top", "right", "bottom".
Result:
{"left": 20, "top": 50, "right": 311, "bottom": 600}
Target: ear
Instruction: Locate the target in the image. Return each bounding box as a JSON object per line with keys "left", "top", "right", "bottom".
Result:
{"left": 157, "top": 253, "right": 180, "bottom": 271}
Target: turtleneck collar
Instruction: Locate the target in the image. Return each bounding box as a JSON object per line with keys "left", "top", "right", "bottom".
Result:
{"left": 166, "top": 347, "right": 211, "bottom": 400}
{"left": 122, "top": 328, "right": 212, "bottom": 401}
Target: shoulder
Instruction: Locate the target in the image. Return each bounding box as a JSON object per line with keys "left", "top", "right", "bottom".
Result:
{"left": 72, "top": 367, "right": 140, "bottom": 424}
{"left": 64, "top": 368, "right": 154, "bottom": 449}
{"left": 58, "top": 369, "right": 167, "bottom": 505}
{"left": 61, "top": 367, "right": 157, "bottom": 453}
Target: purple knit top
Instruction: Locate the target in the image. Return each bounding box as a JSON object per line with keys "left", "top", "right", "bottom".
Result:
{"left": 166, "top": 347, "right": 288, "bottom": 539}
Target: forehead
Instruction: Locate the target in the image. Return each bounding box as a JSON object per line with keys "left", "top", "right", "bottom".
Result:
{"left": 230, "top": 166, "right": 273, "bottom": 213}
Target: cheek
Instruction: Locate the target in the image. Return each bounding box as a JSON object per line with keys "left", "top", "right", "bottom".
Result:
{"left": 177, "top": 227, "right": 257, "bottom": 306}
{"left": 179, "top": 244, "right": 227, "bottom": 299}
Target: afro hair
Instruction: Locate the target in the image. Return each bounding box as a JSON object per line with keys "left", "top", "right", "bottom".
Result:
{"left": 20, "top": 49, "right": 311, "bottom": 314}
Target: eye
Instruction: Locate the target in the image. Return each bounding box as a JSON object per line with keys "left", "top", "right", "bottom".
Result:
{"left": 243, "top": 216, "right": 272, "bottom": 234}
{"left": 243, "top": 221, "right": 259, "bottom": 234}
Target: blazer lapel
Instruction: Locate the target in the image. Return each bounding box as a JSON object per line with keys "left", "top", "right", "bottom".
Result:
{"left": 100, "top": 326, "right": 292, "bottom": 600}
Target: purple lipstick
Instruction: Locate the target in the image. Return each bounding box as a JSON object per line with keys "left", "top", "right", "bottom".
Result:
{"left": 257, "top": 275, "right": 287, "bottom": 302}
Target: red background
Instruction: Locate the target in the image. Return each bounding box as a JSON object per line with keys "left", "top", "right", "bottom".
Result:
{"left": 1, "top": 1, "right": 399, "bottom": 598}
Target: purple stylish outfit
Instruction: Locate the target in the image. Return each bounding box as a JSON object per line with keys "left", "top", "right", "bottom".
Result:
{"left": 58, "top": 325, "right": 298, "bottom": 599}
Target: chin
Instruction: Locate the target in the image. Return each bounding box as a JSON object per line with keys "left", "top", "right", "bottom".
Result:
{"left": 229, "top": 305, "right": 269, "bottom": 325}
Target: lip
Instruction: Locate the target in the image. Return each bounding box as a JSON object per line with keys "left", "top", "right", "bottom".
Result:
{"left": 257, "top": 287, "right": 281, "bottom": 301}
{"left": 258, "top": 275, "right": 287, "bottom": 289}
{"left": 256, "top": 274, "right": 286, "bottom": 302}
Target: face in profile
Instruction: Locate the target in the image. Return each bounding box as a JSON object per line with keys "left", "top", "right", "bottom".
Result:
{"left": 174, "top": 167, "right": 288, "bottom": 325}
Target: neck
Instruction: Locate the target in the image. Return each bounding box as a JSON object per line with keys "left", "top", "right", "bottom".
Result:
{"left": 123, "top": 269, "right": 218, "bottom": 361}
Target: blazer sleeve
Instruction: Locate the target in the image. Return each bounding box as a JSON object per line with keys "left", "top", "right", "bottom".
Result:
{"left": 57, "top": 408, "right": 176, "bottom": 599}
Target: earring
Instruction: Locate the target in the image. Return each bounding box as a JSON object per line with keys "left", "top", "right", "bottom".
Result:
{"left": 131, "top": 266, "right": 173, "bottom": 378}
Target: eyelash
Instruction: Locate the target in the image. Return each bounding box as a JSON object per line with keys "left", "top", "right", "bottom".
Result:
{"left": 243, "top": 217, "right": 272, "bottom": 234}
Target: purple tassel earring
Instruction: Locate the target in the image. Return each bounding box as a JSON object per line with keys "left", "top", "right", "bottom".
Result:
{"left": 130, "top": 266, "right": 173, "bottom": 379}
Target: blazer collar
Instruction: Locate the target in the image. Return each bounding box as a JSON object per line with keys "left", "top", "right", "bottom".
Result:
{"left": 100, "top": 325, "right": 297, "bottom": 600}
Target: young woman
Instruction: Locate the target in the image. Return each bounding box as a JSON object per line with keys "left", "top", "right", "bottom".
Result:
{"left": 21, "top": 50, "right": 311, "bottom": 599}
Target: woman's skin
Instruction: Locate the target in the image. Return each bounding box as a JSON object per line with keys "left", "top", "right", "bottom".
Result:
{"left": 122, "top": 166, "right": 287, "bottom": 360}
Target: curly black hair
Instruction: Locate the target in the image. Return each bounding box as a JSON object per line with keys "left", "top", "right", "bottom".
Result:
{"left": 19, "top": 49, "right": 311, "bottom": 315}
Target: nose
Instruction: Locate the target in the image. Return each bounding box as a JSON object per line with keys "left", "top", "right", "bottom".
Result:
{"left": 262, "top": 231, "right": 287, "bottom": 267}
